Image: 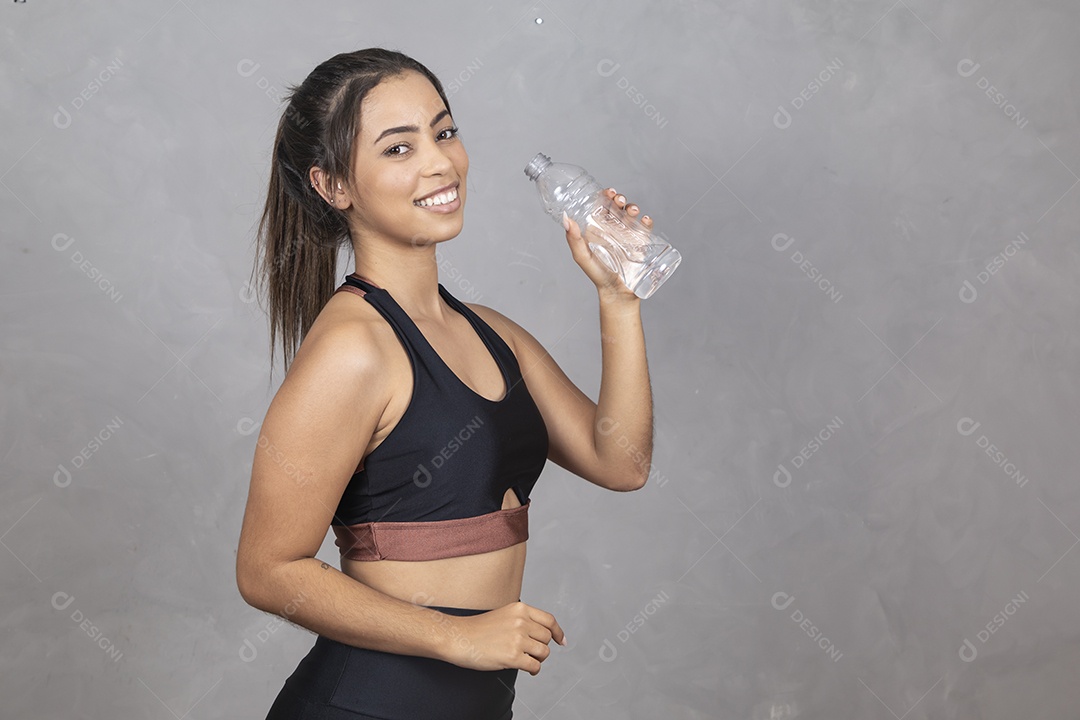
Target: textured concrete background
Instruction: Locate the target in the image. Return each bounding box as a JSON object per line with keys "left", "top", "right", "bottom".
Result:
{"left": 4, "top": 1, "right": 1079, "bottom": 718}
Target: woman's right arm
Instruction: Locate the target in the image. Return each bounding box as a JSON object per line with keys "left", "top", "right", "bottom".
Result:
{"left": 234, "top": 320, "right": 455, "bottom": 661}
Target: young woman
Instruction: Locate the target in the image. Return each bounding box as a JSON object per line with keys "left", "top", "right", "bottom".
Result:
{"left": 236, "top": 48, "right": 654, "bottom": 719}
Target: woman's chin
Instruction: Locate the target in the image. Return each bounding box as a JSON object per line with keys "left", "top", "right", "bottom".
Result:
{"left": 407, "top": 223, "right": 463, "bottom": 247}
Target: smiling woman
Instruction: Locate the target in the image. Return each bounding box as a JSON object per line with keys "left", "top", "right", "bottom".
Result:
{"left": 236, "top": 46, "right": 654, "bottom": 720}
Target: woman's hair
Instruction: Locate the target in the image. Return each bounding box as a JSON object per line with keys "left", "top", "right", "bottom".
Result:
{"left": 251, "top": 48, "right": 452, "bottom": 375}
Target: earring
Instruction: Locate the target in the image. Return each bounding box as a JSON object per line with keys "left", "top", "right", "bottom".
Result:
{"left": 310, "top": 180, "right": 336, "bottom": 205}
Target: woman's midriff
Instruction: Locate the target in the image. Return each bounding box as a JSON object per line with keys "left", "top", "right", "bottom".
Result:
{"left": 339, "top": 487, "right": 527, "bottom": 611}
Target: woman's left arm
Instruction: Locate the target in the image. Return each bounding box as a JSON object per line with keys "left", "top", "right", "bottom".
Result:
{"left": 592, "top": 287, "right": 653, "bottom": 490}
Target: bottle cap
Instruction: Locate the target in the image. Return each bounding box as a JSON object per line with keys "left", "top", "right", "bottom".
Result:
{"left": 524, "top": 153, "right": 552, "bottom": 181}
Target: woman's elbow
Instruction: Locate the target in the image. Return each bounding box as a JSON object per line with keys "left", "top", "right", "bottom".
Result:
{"left": 603, "top": 470, "right": 648, "bottom": 491}
{"left": 236, "top": 557, "right": 269, "bottom": 609}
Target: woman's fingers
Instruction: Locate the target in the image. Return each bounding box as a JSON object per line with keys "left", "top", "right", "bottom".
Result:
{"left": 527, "top": 606, "right": 566, "bottom": 647}
{"left": 606, "top": 186, "right": 654, "bottom": 228}
{"left": 604, "top": 187, "right": 652, "bottom": 226}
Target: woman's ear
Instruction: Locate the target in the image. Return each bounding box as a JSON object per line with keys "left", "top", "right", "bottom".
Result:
{"left": 308, "top": 168, "right": 343, "bottom": 206}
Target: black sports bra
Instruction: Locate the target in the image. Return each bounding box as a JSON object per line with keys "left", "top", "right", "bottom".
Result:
{"left": 329, "top": 274, "right": 549, "bottom": 561}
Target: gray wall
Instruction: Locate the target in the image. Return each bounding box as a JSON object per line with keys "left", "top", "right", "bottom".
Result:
{"left": 5, "top": 1, "right": 1078, "bottom": 718}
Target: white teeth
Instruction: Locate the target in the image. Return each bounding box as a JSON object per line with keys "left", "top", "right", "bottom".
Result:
{"left": 415, "top": 187, "right": 458, "bottom": 207}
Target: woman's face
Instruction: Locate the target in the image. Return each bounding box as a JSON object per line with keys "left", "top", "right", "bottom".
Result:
{"left": 345, "top": 71, "right": 468, "bottom": 247}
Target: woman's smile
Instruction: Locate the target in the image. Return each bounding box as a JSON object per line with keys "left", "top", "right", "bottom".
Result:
{"left": 413, "top": 184, "right": 461, "bottom": 213}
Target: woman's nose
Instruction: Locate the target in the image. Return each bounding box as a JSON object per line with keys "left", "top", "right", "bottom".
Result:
{"left": 420, "top": 139, "right": 454, "bottom": 172}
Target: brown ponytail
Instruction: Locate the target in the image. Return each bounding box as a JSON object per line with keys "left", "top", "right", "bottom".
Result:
{"left": 249, "top": 48, "right": 453, "bottom": 377}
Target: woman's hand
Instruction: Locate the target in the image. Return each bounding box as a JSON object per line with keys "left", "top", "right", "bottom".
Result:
{"left": 443, "top": 600, "right": 567, "bottom": 676}
{"left": 563, "top": 187, "right": 653, "bottom": 301}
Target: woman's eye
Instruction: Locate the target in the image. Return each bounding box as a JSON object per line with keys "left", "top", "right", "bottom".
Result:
{"left": 383, "top": 126, "right": 460, "bottom": 157}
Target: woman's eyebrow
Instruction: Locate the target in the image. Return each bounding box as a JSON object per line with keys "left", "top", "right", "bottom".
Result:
{"left": 373, "top": 109, "right": 450, "bottom": 145}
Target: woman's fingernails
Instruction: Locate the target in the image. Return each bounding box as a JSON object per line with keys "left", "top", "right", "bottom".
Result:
{"left": 562, "top": 211, "right": 570, "bottom": 231}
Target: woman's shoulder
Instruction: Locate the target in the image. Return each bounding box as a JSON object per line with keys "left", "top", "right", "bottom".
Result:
{"left": 289, "top": 290, "right": 391, "bottom": 377}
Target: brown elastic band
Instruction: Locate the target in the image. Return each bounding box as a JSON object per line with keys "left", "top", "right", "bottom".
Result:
{"left": 333, "top": 500, "right": 530, "bottom": 561}
{"left": 335, "top": 285, "right": 368, "bottom": 298}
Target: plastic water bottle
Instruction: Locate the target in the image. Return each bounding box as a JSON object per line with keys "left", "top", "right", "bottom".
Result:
{"left": 524, "top": 152, "right": 682, "bottom": 299}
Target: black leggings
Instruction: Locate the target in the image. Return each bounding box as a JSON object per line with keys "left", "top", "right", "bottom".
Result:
{"left": 265, "top": 605, "right": 519, "bottom": 720}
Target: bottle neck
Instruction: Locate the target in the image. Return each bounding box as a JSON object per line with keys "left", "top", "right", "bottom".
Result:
{"left": 524, "top": 152, "right": 552, "bottom": 181}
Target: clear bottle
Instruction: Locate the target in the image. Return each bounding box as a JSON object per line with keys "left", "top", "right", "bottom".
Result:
{"left": 524, "top": 152, "right": 682, "bottom": 299}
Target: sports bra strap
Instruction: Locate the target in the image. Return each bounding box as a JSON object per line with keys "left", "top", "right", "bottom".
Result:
{"left": 333, "top": 500, "right": 530, "bottom": 561}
